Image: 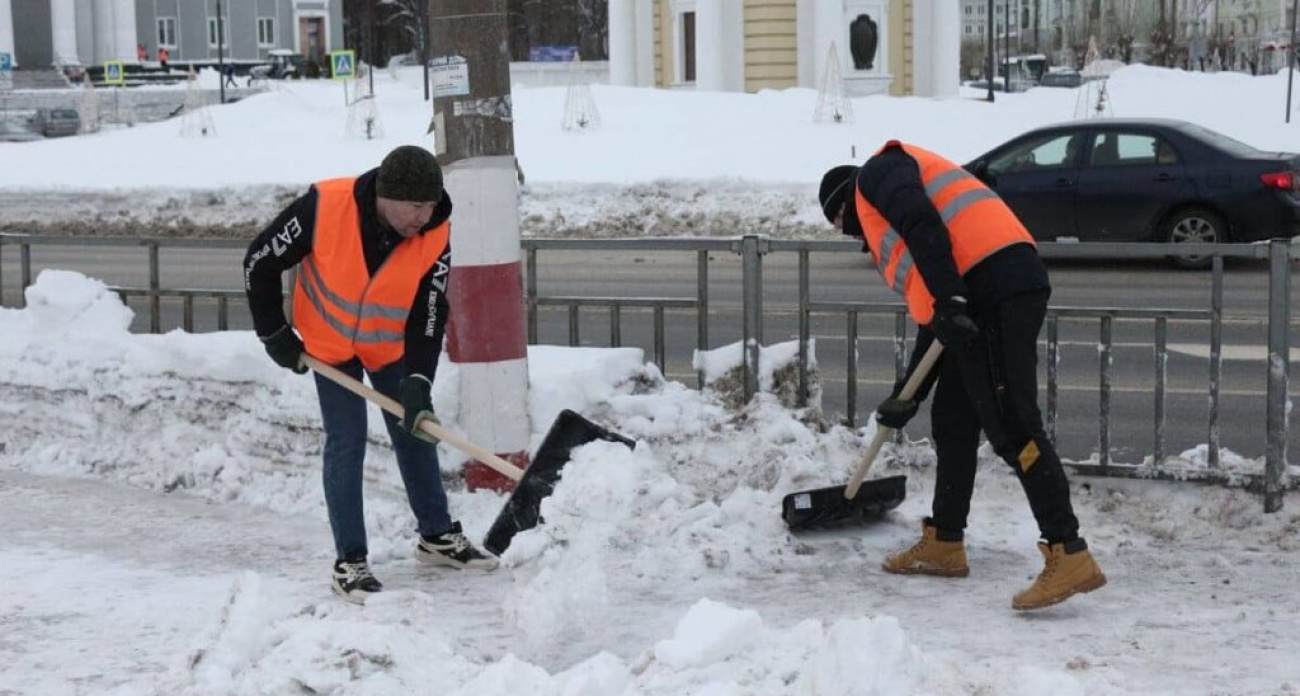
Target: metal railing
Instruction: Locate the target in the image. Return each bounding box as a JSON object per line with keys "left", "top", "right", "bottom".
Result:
{"left": 2, "top": 232, "right": 1294, "bottom": 511}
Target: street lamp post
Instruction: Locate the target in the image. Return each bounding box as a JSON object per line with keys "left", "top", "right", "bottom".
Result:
{"left": 217, "top": 0, "right": 226, "bottom": 104}
{"left": 1287, "top": 0, "right": 1297, "bottom": 122}
{"left": 987, "top": 0, "right": 996, "bottom": 101}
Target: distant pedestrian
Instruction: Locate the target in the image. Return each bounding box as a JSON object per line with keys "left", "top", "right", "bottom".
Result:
{"left": 157, "top": 46, "right": 170, "bottom": 71}
{"left": 223, "top": 63, "right": 237, "bottom": 88}
{"left": 137, "top": 43, "right": 147, "bottom": 64}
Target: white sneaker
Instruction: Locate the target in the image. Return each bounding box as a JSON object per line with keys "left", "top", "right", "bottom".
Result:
{"left": 416, "top": 522, "right": 500, "bottom": 570}
{"left": 331, "top": 558, "right": 382, "bottom": 604}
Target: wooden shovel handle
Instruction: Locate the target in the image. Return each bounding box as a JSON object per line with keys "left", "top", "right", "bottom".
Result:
{"left": 303, "top": 355, "right": 524, "bottom": 482}
{"left": 844, "top": 340, "right": 944, "bottom": 499}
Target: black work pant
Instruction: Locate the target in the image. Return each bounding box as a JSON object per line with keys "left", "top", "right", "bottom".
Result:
{"left": 928, "top": 290, "right": 1080, "bottom": 543}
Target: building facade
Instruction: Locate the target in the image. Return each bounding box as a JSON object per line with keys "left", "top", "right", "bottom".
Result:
{"left": 608, "top": 0, "right": 961, "bottom": 97}
{"left": 0, "top": 0, "right": 342, "bottom": 69}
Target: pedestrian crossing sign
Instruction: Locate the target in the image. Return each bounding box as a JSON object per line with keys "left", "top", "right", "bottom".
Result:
{"left": 104, "top": 59, "right": 125, "bottom": 86}
{"left": 330, "top": 50, "right": 356, "bottom": 81}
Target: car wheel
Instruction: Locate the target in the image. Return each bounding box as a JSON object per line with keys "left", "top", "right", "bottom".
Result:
{"left": 1163, "top": 206, "right": 1225, "bottom": 270}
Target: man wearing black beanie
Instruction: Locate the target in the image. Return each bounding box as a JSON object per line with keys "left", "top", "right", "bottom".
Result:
{"left": 818, "top": 141, "right": 1105, "bottom": 611}
{"left": 243, "top": 145, "right": 497, "bottom": 605}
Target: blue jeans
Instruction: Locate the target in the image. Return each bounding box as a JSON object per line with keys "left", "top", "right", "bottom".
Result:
{"left": 314, "top": 358, "right": 452, "bottom": 560}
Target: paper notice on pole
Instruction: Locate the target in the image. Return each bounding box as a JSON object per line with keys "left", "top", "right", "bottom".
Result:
{"left": 429, "top": 55, "right": 469, "bottom": 98}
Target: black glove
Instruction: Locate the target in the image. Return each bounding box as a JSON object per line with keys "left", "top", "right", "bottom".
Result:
{"left": 930, "top": 296, "right": 979, "bottom": 349}
{"left": 261, "top": 325, "right": 307, "bottom": 374}
{"left": 398, "top": 375, "right": 440, "bottom": 444}
{"left": 875, "top": 397, "right": 919, "bottom": 430}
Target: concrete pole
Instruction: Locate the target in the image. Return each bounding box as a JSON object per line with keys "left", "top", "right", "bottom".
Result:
{"left": 634, "top": 0, "right": 654, "bottom": 86}
{"left": 932, "top": 0, "right": 962, "bottom": 97}
{"left": 93, "top": 0, "right": 115, "bottom": 63}
{"left": 114, "top": 0, "right": 137, "bottom": 64}
{"left": 50, "top": 0, "right": 80, "bottom": 66}
{"left": 430, "top": 0, "right": 532, "bottom": 492}
{"left": 0, "top": 0, "right": 16, "bottom": 67}
{"left": 608, "top": 0, "right": 637, "bottom": 86}
{"left": 696, "top": 0, "right": 726, "bottom": 90}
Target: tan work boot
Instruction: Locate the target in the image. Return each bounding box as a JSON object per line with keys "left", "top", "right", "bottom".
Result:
{"left": 1012, "top": 540, "right": 1107, "bottom": 611}
{"left": 882, "top": 519, "right": 969, "bottom": 577}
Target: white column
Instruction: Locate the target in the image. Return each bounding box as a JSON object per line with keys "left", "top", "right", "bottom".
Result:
{"left": 721, "top": 0, "right": 744, "bottom": 91}
{"left": 912, "top": 2, "right": 934, "bottom": 96}
{"left": 93, "top": 0, "right": 115, "bottom": 62}
{"left": 0, "top": 0, "right": 14, "bottom": 67}
{"left": 114, "top": 0, "right": 137, "bottom": 64}
{"left": 810, "top": 0, "right": 842, "bottom": 91}
{"left": 931, "top": 0, "right": 961, "bottom": 98}
{"left": 609, "top": 0, "right": 637, "bottom": 86}
{"left": 696, "top": 0, "right": 725, "bottom": 90}
{"left": 634, "top": 0, "right": 654, "bottom": 86}
{"left": 50, "top": 0, "right": 80, "bottom": 66}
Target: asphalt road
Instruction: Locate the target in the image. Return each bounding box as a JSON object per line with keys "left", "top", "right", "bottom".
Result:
{"left": 3, "top": 243, "right": 1296, "bottom": 464}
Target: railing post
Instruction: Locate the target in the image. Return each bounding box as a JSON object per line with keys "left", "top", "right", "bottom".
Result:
{"left": 846, "top": 309, "right": 859, "bottom": 426}
{"left": 798, "top": 249, "right": 810, "bottom": 407}
{"left": 1154, "top": 316, "right": 1167, "bottom": 468}
{"left": 697, "top": 249, "right": 709, "bottom": 389}
{"left": 1099, "top": 315, "right": 1113, "bottom": 471}
{"left": 567, "top": 303, "right": 579, "bottom": 346}
{"left": 1264, "top": 240, "right": 1290, "bottom": 513}
{"left": 1209, "top": 254, "right": 1223, "bottom": 470}
{"left": 526, "top": 247, "right": 538, "bottom": 344}
{"left": 654, "top": 305, "right": 666, "bottom": 374}
{"left": 609, "top": 304, "right": 621, "bottom": 347}
{"left": 148, "top": 242, "right": 161, "bottom": 334}
{"left": 740, "top": 235, "right": 765, "bottom": 402}
{"left": 20, "top": 243, "right": 32, "bottom": 308}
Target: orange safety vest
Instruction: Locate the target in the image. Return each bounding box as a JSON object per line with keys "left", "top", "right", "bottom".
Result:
{"left": 292, "top": 178, "right": 450, "bottom": 370}
{"left": 855, "top": 142, "right": 1034, "bottom": 325}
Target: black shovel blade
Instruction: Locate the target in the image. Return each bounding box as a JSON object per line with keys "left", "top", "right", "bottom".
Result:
{"left": 781, "top": 475, "right": 907, "bottom": 532}
{"left": 483, "top": 409, "right": 636, "bottom": 556}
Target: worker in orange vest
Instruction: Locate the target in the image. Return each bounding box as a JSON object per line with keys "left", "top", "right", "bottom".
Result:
{"left": 156, "top": 46, "right": 169, "bottom": 70}
{"left": 243, "top": 146, "right": 497, "bottom": 605}
{"left": 819, "top": 141, "right": 1105, "bottom": 611}
{"left": 136, "top": 43, "right": 147, "bottom": 63}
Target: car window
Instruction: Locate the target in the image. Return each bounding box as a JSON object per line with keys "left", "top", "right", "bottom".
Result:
{"left": 1180, "top": 123, "right": 1260, "bottom": 157}
{"left": 987, "top": 132, "right": 1083, "bottom": 175}
{"left": 1089, "top": 132, "right": 1169, "bottom": 167}
{"left": 53, "top": 110, "right": 78, "bottom": 119}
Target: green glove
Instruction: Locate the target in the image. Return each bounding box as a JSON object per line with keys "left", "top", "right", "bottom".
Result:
{"left": 398, "top": 374, "right": 440, "bottom": 444}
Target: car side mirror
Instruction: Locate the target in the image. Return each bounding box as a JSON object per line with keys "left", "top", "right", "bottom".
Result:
{"left": 967, "top": 160, "right": 994, "bottom": 185}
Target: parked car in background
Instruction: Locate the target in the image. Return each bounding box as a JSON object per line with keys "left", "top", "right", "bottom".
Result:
{"left": 250, "top": 49, "right": 305, "bottom": 81}
{"left": 0, "top": 120, "right": 44, "bottom": 143}
{"left": 30, "top": 107, "right": 81, "bottom": 137}
{"left": 965, "top": 118, "right": 1300, "bottom": 268}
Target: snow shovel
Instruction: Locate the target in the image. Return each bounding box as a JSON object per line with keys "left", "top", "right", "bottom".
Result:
{"left": 781, "top": 340, "right": 943, "bottom": 532}
{"left": 303, "top": 355, "right": 635, "bottom": 556}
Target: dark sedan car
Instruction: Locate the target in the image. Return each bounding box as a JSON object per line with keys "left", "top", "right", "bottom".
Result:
{"left": 965, "top": 118, "right": 1300, "bottom": 267}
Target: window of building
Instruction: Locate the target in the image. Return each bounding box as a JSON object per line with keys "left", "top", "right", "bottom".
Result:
{"left": 208, "top": 17, "right": 230, "bottom": 48}
{"left": 157, "top": 17, "right": 176, "bottom": 47}
{"left": 681, "top": 11, "right": 696, "bottom": 83}
{"left": 257, "top": 17, "right": 276, "bottom": 46}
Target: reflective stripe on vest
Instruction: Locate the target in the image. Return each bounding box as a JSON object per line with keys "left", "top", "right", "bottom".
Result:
{"left": 855, "top": 144, "right": 1034, "bottom": 325}
{"left": 292, "top": 177, "right": 450, "bottom": 370}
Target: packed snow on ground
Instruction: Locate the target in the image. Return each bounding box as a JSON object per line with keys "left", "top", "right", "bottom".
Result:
{"left": 1, "top": 270, "right": 1297, "bottom": 696}
{"left": 1, "top": 64, "right": 1299, "bottom": 239}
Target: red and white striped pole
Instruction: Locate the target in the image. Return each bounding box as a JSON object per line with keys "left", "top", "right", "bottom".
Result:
{"left": 445, "top": 159, "right": 531, "bottom": 492}
{"left": 431, "top": 1, "right": 531, "bottom": 492}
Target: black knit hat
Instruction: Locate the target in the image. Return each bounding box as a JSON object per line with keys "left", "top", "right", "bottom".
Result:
{"left": 376, "top": 145, "right": 443, "bottom": 202}
{"left": 818, "top": 165, "right": 858, "bottom": 224}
